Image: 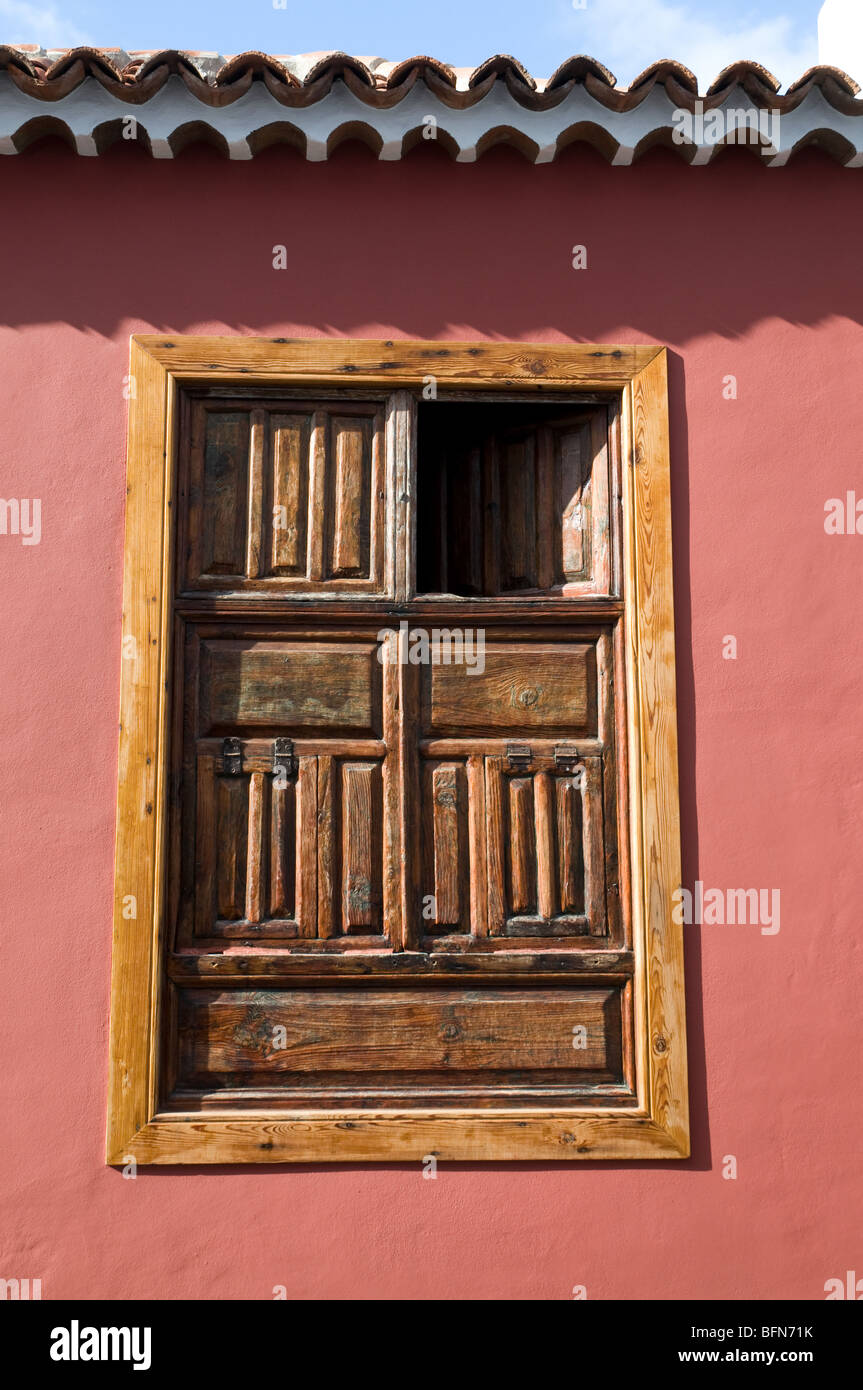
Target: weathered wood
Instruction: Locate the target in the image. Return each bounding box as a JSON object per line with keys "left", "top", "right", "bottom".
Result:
{"left": 508, "top": 776, "right": 535, "bottom": 914}
{"left": 176, "top": 986, "right": 623, "bottom": 1083}
{"left": 108, "top": 337, "right": 687, "bottom": 1166}
{"left": 136, "top": 337, "right": 663, "bottom": 388}
{"left": 466, "top": 753, "right": 487, "bottom": 936}
{"left": 168, "top": 947, "right": 636, "bottom": 981}
{"left": 270, "top": 414, "right": 309, "bottom": 574}
{"left": 316, "top": 754, "right": 335, "bottom": 940}
{"left": 245, "top": 409, "right": 266, "bottom": 579}
{"left": 244, "top": 770, "right": 265, "bottom": 923}
{"left": 424, "top": 642, "right": 597, "bottom": 736}
{"left": 295, "top": 755, "right": 317, "bottom": 938}
{"left": 269, "top": 776, "right": 294, "bottom": 919}
{"left": 432, "top": 764, "right": 461, "bottom": 926}
{"left": 534, "top": 771, "right": 556, "bottom": 920}
{"left": 341, "top": 762, "right": 378, "bottom": 932}
{"left": 329, "top": 416, "right": 370, "bottom": 577}
{"left": 198, "top": 639, "right": 380, "bottom": 734}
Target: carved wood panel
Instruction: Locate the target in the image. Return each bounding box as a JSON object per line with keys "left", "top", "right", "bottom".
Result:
{"left": 180, "top": 400, "right": 385, "bottom": 593}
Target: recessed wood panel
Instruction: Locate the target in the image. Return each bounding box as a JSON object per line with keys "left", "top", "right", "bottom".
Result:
{"left": 326, "top": 415, "right": 373, "bottom": 578}
{"left": 174, "top": 986, "right": 625, "bottom": 1099}
{"left": 198, "top": 640, "right": 381, "bottom": 734}
{"left": 190, "top": 749, "right": 388, "bottom": 942}
{"left": 424, "top": 642, "right": 597, "bottom": 736}
{"left": 192, "top": 750, "right": 318, "bottom": 940}
{"left": 485, "top": 755, "right": 606, "bottom": 938}
{"left": 339, "top": 761, "right": 384, "bottom": 933}
{"left": 419, "top": 759, "right": 472, "bottom": 932}
{"left": 182, "top": 400, "right": 384, "bottom": 592}
{"left": 268, "top": 413, "right": 310, "bottom": 575}
{"left": 199, "top": 411, "right": 250, "bottom": 577}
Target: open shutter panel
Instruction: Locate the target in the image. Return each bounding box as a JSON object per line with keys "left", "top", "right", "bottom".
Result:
{"left": 166, "top": 388, "right": 633, "bottom": 1117}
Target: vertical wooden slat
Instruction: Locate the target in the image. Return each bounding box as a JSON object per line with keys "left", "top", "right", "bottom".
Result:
{"left": 385, "top": 390, "right": 415, "bottom": 603}
{"left": 381, "top": 633, "right": 402, "bottom": 946}
{"left": 270, "top": 414, "right": 309, "bottom": 575}
{"left": 398, "top": 655, "right": 421, "bottom": 948}
{"left": 467, "top": 753, "right": 487, "bottom": 936}
{"left": 534, "top": 771, "right": 556, "bottom": 920}
{"left": 466, "top": 446, "right": 483, "bottom": 595}
{"left": 269, "top": 778, "right": 295, "bottom": 919}
{"left": 244, "top": 770, "right": 265, "bottom": 923}
{"left": 482, "top": 436, "right": 501, "bottom": 596}
{"left": 583, "top": 757, "right": 606, "bottom": 936}
{"left": 437, "top": 460, "right": 449, "bottom": 593}
{"left": 630, "top": 351, "right": 689, "bottom": 1150}
{"left": 194, "top": 755, "right": 216, "bottom": 937}
{"left": 501, "top": 436, "right": 537, "bottom": 590}
{"left": 307, "top": 411, "right": 327, "bottom": 582}
{"left": 185, "top": 401, "right": 206, "bottom": 588}
{"left": 485, "top": 757, "right": 505, "bottom": 932}
{"left": 201, "top": 411, "right": 249, "bottom": 576}
{"left": 590, "top": 407, "right": 611, "bottom": 594}
{"left": 432, "top": 765, "right": 461, "bottom": 926}
{"left": 556, "top": 774, "right": 584, "bottom": 916}
{"left": 535, "top": 427, "right": 555, "bottom": 591}
{"left": 342, "top": 763, "right": 375, "bottom": 931}
{"left": 448, "top": 445, "right": 483, "bottom": 597}
{"left": 330, "top": 418, "right": 367, "bottom": 576}
{"left": 216, "top": 775, "right": 248, "bottom": 921}
{"left": 597, "top": 627, "right": 622, "bottom": 942}
{"left": 317, "top": 754, "right": 335, "bottom": 938}
{"left": 559, "top": 426, "right": 586, "bottom": 580}
{"left": 245, "top": 409, "right": 265, "bottom": 579}
{"left": 295, "top": 756, "right": 317, "bottom": 937}
{"left": 508, "top": 775, "right": 536, "bottom": 913}
{"left": 369, "top": 409, "right": 386, "bottom": 592}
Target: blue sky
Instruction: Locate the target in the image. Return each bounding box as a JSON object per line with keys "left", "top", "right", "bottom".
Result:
{"left": 0, "top": 0, "right": 826, "bottom": 87}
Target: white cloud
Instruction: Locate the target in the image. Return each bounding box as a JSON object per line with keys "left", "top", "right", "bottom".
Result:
{"left": 556, "top": 0, "right": 818, "bottom": 89}
{"left": 0, "top": 0, "right": 90, "bottom": 49}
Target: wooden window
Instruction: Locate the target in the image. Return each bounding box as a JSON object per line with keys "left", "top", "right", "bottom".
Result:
{"left": 107, "top": 339, "right": 688, "bottom": 1163}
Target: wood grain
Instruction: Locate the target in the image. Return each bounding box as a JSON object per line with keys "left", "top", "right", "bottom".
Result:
{"left": 107, "top": 336, "right": 688, "bottom": 1165}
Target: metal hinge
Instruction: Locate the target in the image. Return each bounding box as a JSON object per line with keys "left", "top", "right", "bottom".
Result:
{"left": 554, "top": 744, "right": 583, "bottom": 774}
{"left": 273, "top": 737, "right": 297, "bottom": 781}
{"left": 506, "top": 742, "right": 533, "bottom": 773}
{"left": 221, "top": 737, "right": 242, "bottom": 775}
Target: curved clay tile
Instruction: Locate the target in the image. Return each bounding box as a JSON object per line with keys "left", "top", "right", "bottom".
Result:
{"left": 785, "top": 65, "right": 861, "bottom": 98}
{"left": 384, "top": 55, "right": 458, "bottom": 90}
{"left": 468, "top": 54, "right": 537, "bottom": 91}
{"left": 0, "top": 45, "right": 42, "bottom": 80}
{"left": 545, "top": 55, "right": 617, "bottom": 90}
{"left": 214, "top": 51, "right": 301, "bottom": 87}
{"left": 121, "top": 49, "right": 242, "bottom": 104}
{"left": 2, "top": 45, "right": 863, "bottom": 165}
{"left": 706, "top": 60, "right": 780, "bottom": 96}
{"left": 627, "top": 60, "right": 698, "bottom": 94}
{"left": 133, "top": 49, "right": 204, "bottom": 82}
{"left": 0, "top": 46, "right": 124, "bottom": 99}
{"left": 42, "top": 46, "right": 126, "bottom": 84}
{"left": 301, "top": 52, "right": 376, "bottom": 88}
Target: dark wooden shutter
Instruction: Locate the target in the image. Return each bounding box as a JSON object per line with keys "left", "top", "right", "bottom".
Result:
{"left": 164, "top": 391, "right": 634, "bottom": 1112}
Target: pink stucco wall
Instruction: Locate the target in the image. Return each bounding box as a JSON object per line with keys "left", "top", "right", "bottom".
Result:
{"left": 1, "top": 139, "right": 861, "bottom": 1300}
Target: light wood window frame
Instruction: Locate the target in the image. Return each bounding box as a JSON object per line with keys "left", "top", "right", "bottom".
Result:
{"left": 107, "top": 337, "right": 688, "bottom": 1164}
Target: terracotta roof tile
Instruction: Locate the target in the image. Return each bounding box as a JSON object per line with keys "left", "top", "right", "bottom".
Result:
{"left": 0, "top": 45, "right": 860, "bottom": 163}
